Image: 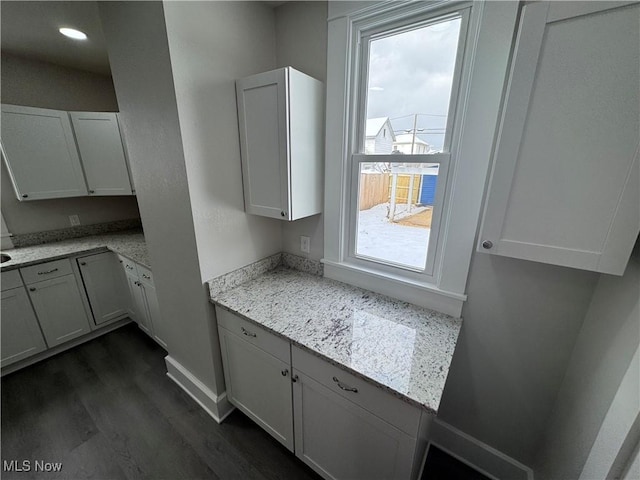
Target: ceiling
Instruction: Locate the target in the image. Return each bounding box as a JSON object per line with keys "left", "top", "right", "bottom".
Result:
{"left": 2, "top": 1, "right": 110, "bottom": 75}
{"left": 1, "top": 1, "right": 289, "bottom": 77}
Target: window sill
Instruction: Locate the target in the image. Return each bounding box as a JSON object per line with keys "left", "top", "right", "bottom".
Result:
{"left": 321, "top": 259, "right": 466, "bottom": 317}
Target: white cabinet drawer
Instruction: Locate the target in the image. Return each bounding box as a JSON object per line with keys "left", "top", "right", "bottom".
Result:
{"left": 292, "top": 345, "right": 421, "bottom": 437}
{"left": 20, "top": 258, "right": 73, "bottom": 284}
{"left": 1, "top": 270, "right": 23, "bottom": 291}
{"left": 215, "top": 307, "right": 290, "bottom": 364}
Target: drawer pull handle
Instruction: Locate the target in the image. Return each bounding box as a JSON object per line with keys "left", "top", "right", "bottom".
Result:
{"left": 37, "top": 268, "right": 59, "bottom": 275}
{"left": 241, "top": 327, "right": 256, "bottom": 338}
{"left": 80, "top": 262, "right": 87, "bottom": 266}
{"left": 281, "top": 369, "right": 289, "bottom": 377}
{"left": 126, "top": 265, "right": 134, "bottom": 270}
{"left": 292, "top": 375, "right": 299, "bottom": 383}
{"left": 29, "top": 287, "right": 36, "bottom": 292}
{"left": 333, "top": 376, "right": 358, "bottom": 393}
{"left": 142, "top": 274, "right": 151, "bottom": 279}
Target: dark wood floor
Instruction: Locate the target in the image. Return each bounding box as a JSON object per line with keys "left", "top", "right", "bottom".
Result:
{"left": 2, "top": 323, "right": 487, "bottom": 480}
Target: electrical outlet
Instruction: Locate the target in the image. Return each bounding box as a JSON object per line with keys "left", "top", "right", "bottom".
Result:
{"left": 69, "top": 215, "right": 80, "bottom": 227}
{"left": 300, "top": 236, "right": 310, "bottom": 254}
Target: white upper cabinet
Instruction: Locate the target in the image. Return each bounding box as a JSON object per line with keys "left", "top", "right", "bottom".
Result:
{"left": 479, "top": 2, "right": 639, "bottom": 275}
{"left": 236, "top": 67, "right": 323, "bottom": 221}
{"left": 1, "top": 104, "right": 88, "bottom": 200}
{"left": 70, "top": 112, "right": 133, "bottom": 196}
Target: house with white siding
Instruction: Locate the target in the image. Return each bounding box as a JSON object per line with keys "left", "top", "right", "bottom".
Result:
{"left": 365, "top": 117, "right": 395, "bottom": 154}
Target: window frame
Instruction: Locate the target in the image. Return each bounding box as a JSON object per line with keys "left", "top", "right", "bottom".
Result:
{"left": 346, "top": 8, "right": 470, "bottom": 282}
{"left": 323, "top": 0, "right": 521, "bottom": 317}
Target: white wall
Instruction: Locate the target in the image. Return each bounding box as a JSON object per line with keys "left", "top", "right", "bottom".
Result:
{"left": 275, "top": 1, "right": 327, "bottom": 261}
{"left": 162, "top": 1, "right": 282, "bottom": 282}
{"left": 533, "top": 239, "right": 640, "bottom": 479}
{"left": 99, "top": 1, "right": 226, "bottom": 397}
{"left": 0, "top": 53, "right": 140, "bottom": 235}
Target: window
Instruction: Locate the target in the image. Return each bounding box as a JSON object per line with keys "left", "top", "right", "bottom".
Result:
{"left": 324, "top": 2, "right": 520, "bottom": 316}
{"left": 350, "top": 12, "right": 467, "bottom": 278}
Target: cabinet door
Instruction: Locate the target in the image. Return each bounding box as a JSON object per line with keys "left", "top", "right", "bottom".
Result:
{"left": 1, "top": 104, "right": 88, "bottom": 200}
{"left": 236, "top": 68, "right": 290, "bottom": 219}
{"left": 27, "top": 275, "right": 92, "bottom": 348}
{"left": 140, "top": 278, "right": 167, "bottom": 349}
{"left": 293, "top": 370, "right": 415, "bottom": 480}
{"left": 78, "top": 252, "right": 128, "bottom": 326}
{"left": 479, "top": 2, "right": 639, "bottom": 275}
{"left": 125, "top": 271, "right": 152, "bottom": 335}
{"left": 70, "top": 112, "right": 133, "bottom": 196}
{"left": 1, "top": 287, "right": 47, "bottom": 367}
{"left": 219, "top": 327, "right": 294, "bottom": 451}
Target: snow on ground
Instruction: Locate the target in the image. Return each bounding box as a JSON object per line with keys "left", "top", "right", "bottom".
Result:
{"left": 356, "top": 203, "right": 430, "bottom": 269}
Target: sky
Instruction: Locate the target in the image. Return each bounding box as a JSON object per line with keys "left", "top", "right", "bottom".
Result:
{"left": 365, "top": 17, "right": 462, "bottom": 151}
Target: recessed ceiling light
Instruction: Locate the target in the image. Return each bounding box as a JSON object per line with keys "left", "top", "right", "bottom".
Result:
{"left": 59, "top": 28, "right": 87, "bottom": 40}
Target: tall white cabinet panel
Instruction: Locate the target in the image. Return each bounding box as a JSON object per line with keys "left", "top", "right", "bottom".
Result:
{"left": 1, "top": 287, "right": 47, "bottom": 368}
{"left": 293, "top": 370, "right": 415, "bottom": 480}
{"left": 479, "top": 2, "right": 640, "bottom": 275}
{"left": 70, "top": 112, "right": 133, "bottom": 196}
{"left": 1, "top": 104, "right": 88, "bottom": 200}
{"left": 236, "top": 66, "right": 323, "bottom": 221}
{"left": 26, "top": 275, "right": 92, "bottom": 348}
{"left": 77, "top": 252, "right": 129, "bottom": 326}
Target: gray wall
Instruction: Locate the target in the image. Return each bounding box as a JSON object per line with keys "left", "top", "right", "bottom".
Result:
{"left": 0, "top": 53, "right": 140, "bottom": 235}
{"left": 275, "top": 1, "right": 327, "bottom": 261}
{"left": 162, "top": 0, "right": 282, "bottom": 282}
{"left": 437, "top": 254, "right": 599, "bottom": 464}
{"left": 533, "top": 239, "right": 640, "bottom": 479}
{"left": 99, "top": 1, "right": 225, "bottom": 395}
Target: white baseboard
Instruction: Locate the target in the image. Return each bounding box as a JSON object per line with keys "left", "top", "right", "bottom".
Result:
{"left": 165, "top": 355, "right": 234, "bottom": 423}
{"left": 1, "top": 318, "right": 131, "bottom": 376}
{"left": 429, "top": 419, "right": 534, "bottom": 480}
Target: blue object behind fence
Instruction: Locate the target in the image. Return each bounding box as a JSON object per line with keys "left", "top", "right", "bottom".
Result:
{"left": 419, "top": 174, "right": 437, "bottom": 206}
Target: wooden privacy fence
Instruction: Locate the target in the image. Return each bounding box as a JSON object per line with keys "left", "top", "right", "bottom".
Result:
{"left": 359, "top": 173, "right": 422, "bottom": 210}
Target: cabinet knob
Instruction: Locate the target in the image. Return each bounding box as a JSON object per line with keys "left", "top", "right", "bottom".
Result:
{"left": 291, "top": 374, "right": 299, "bottom": 383}
{"left": 481, "top": 240, "right": 493, "bottom": 250}
{"left": 89, "top": 190, "right": 95, "bottom": 194}
{"left": 119, "top": 260, "right": 123, "bottom": 263}
{"left": 281, "top": 369, "right": 289, "bottom": 377}
{"left": 281, "top": 211, "right": 286, "bottom": 217}
{"left": 22, "top": 194, "right": 29, "bottom": 198}
{"left": 29, "top": 287, "right": 36, "bottom": 292}
{"left": 80, "top": 262, "right": 87, "bottom": 266}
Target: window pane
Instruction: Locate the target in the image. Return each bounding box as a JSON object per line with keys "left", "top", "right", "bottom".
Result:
{"left": 356, "top": 162, "right": 439, "bottom": 270}
{"left": 364, "top": 17, "right": 461, "bottom": 155}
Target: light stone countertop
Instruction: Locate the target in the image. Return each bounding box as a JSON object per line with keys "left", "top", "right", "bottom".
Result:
{"left": 210, "top": 266, "right": 462, "bottom": 414}
{"left": 0, "top": 230, "right": 149, "bottom": 271}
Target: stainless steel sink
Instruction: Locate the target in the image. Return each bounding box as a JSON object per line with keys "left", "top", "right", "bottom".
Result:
{"left": 1, "top": 253, "right": 11, "bottom": 263}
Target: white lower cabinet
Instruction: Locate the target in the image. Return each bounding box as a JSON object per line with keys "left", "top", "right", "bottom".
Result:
{"left": 1, "top": 286, "right": 47, "bottom": 368}
{"left": 219, "top": 327, "right": 294, "bottom": 450}
{"left": 25, "top": 273, "right": 92, "bottom": 348}
{"left": 120, "top": 256, "right": 167, "bottom": 348}
{"left": 216, "top": 306, "right": 428, "bottom": 480}
{"left": 293, "top": 370, "right": 415, "bottom": 480}
{"left": 77, "top": 252, "right": 129, "bottom": 326}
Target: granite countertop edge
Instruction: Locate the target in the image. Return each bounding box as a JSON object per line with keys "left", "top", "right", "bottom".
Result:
{"left": 208, "top": 260, "right": 462, "bottom": 414}
{"left": 212, "top": 299, "right": 439, "bottom": 414}
{"left": 0, "top": 230, "right": 149, "bottom": 271}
